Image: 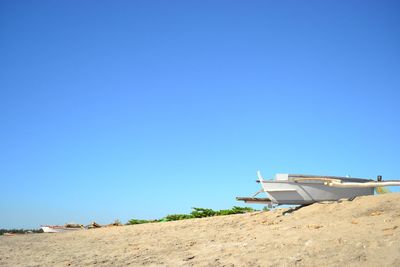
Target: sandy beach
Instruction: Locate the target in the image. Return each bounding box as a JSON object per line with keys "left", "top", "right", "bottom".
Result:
{"left": 1, "top": 193, "right": 399, "bottom": 267}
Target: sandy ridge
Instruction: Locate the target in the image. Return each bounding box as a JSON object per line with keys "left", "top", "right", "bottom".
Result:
{"left": 1, "top": 193, "right": 400, "bottom": 266}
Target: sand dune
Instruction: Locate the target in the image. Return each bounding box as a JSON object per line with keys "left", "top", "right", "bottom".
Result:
{"left": 1, "top": 193, "right": 400, "bottom": 266}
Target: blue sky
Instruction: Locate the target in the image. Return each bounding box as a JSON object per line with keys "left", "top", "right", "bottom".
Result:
{"left": 1, "top": 1, "right": 399, "bottom": 228}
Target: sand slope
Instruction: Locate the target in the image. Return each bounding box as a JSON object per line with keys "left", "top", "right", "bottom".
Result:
{"left": 1, "top": 193, "right": 400, "bottom": 267}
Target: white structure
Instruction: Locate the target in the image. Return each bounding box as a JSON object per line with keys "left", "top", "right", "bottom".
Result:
{"left": 237, "top": 171, "right": 400, "bottom": 205}
{"left": 41, "top": 225, "right": 83, "bottom": 233}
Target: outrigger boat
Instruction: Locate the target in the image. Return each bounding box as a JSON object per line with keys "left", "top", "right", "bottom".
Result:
{"left": 41, "top": 224, "right": 83, "bottom": 233}
{"left": 237, "top": 171, "right": 400, "bottom": 206}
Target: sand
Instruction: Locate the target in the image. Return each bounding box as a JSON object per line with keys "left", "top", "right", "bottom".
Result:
{"left": 1, "top": 193, "right": 400, "bottom": 267}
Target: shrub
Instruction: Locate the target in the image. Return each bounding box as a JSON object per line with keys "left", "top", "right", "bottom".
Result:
{"left": 216, "top": 209, "right": 234, "bottom": 216}
{"left": 190, "top": 207, "right": 216, "bottom": 218}
{"left": 127, "top": 206, "right": 258, "bottom": 224}
{"left": 230, "top": 206, "right": 255, "bottom": 213}
{"left": 163, "top": 214, "right": 193, "bottom": 221}
{"left": 126, "top": 219, "right": 150, "bottom": 225}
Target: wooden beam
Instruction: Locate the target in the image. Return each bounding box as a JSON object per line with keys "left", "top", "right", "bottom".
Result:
{"left": 236, "top": 197, "right": 272, "bottom": 204}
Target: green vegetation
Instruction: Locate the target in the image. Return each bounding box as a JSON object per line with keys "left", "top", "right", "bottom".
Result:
{"left": 190, "top": 207, "right": 217, "bottom": 218}
{"left": 0, "top": 228, "right": 43, "bottom": 235}
{"left": 127, "top": 219, "right": 151, "bottom": 225}
{"left": 215, "top": 206, "right": 255, "bottom": 216}
{"left": 2, "top": 206, "right": 266, "bottom": 230}
{"left": 126, "top": 206, "right": 260, "bottom": 225}
{"left": 163, "top": 214, "right": 193, "bottom": 221}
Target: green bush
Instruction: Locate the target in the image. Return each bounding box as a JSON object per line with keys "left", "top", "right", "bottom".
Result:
{"left": 163, "top": 214, "right": 193, "bottom": 221}
{"left": 126, "top": 219, "right": 150, "bottom": 225}
{"left": 230, "top": 206, "right": 255, "bottom": 213}
{"left": 190, "top": 207, "right": 216, "bottom": 218}
{"left": 127, "top": 206, "right": 258, "bottom": 224}
{"left": 216, "top": 209, "right": 235, "bottom": 216}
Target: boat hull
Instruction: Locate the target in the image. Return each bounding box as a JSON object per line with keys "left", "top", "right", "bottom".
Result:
{"left": 261, "top": 181, "right": 374, "bottom": 205}
{"left": 41, "top": 226, "right": 82, "bottom": 233}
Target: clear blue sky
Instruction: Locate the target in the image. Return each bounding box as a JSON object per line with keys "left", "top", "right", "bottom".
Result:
{"left": 1, "top": 1, "right": 399, "bottom": 228}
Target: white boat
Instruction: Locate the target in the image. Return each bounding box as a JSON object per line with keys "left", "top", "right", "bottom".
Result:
{"left": 237, "top": 171, "right": 400, "bottom": 205}
{"left": 41, "top": 225, "right": 83, "bottom": 233}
